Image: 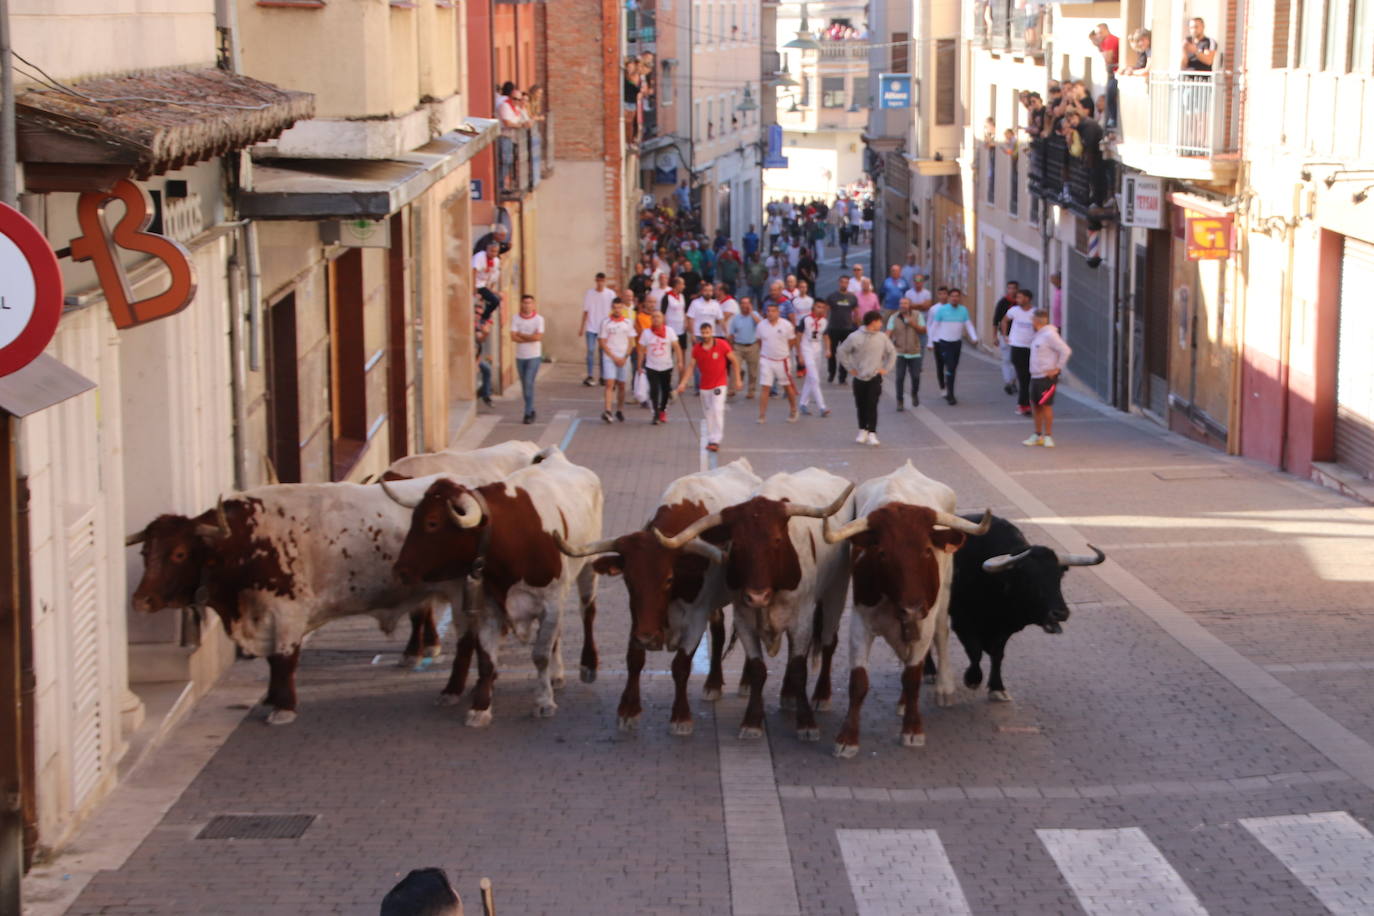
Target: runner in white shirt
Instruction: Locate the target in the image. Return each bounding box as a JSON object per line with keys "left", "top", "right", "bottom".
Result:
{"left": 718, "top": 288, "right": 740, "bottom": 326}
{"left": 686, "top": 283, "right": 724, "bottom": 338}
{"left": 472, "top": 241, "right": 501, "bottom": 322}
{"left": 636, "top": 311, "right": 684, "bottom": 425}
{"left": 598, "top": 298, "right": 638, "bottom": 422}
{"left": 1001, "top": 289, "right": 1038, "bottom": 415}
{"left": 792, "top": 279, "right": 816, "bottom": 327}
{"left": 660, "top": 276, "right": 688, "bottom": 345}
{"left": 796, "top": 300, "right": 831, "bottom": 416}
{"left": 579, "top": 272, "right": 617, "bottom": 385}
{"left": 510, "top": 294, "right": 545, "bottom": 423}
{"left": 755, "top": 300, "right": 799, "bottom": 424}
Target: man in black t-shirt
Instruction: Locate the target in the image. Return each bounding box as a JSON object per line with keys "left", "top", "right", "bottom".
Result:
{"left": 993, "top": 281, "right": 1020, "bottom": 395}
{"left": 1181, "top": 17, "right": 1217, "bottom": 72}
{"left": 825, "top": 275, "right": 860, "bottom": 384}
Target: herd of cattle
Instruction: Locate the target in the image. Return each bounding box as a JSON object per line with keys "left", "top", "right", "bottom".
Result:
{"left": 125, "top": 441, "right": 1104, "bottom": 755}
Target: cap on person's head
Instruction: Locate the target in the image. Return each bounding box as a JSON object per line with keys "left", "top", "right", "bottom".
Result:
{"left": 380, "top": 868, "right": 462, "bottom": 916}
{"left": 862, "top": 310, "right": 883, "bottom": 327}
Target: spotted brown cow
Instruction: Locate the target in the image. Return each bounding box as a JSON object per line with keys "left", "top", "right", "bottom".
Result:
{"left": 821, "top": 461, "right": 990, "bottom": 757}
{"left": 555, "top": 459, "right": 761, "bottom": 735}
{"left": 656, "top": 469, "right": 854, "bottom": 741}
{"left": 392, "top": 447, "right": 603, "bottom": 725}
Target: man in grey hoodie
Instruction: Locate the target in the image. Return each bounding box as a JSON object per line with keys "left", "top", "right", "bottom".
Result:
{"left": 1024, "top": 307, "right": 1072, "bottom": 447}
{"left": 837, "top": 309, "right": 897, "bottom": 445}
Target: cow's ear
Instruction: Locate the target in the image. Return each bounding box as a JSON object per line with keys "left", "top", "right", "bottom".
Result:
{"left": 592, "top": 554, "right": 625, "bottom": 577}
{"left": 932, "top": 529, "right": 967, "bottom": 554}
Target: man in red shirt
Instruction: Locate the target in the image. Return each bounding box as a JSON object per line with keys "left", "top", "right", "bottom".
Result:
{"left": 678, "top": 320, "right": 741, "bottom": 452}
{"left": 1092, "top": 22, "right": 1120, "bottom": 72}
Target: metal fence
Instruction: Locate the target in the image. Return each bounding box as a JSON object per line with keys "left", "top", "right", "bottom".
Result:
{"left": 1143, "top": 71, "right": 1239, "bottom": 158}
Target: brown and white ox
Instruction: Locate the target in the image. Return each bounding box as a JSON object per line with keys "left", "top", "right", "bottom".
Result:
{"left": 656, "top": 469, "right": 854, "bottom": 741}
{"left": 821, "top": 461, "right": 990, "bottom": 757}
{"left": 555, "top": 459, "right": 762, "bottom": 735}
{"left": 125, "top": 441, "right": 542, "bottom": 724}
{"left": 391, "top": 447, "right": 603, "bottom": 725}
{"left": 379, "top": 441, "right": 541, "bottom": 664}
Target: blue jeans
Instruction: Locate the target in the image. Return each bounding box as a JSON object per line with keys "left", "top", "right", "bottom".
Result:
{"left": 585, "top": 331, "right": 600, "bottom": 379}
{"left": 516, "top": 356, "right": 540, "bottom": 415}
{"left": 477, "top": 359, "right": 492, "bottom": 401}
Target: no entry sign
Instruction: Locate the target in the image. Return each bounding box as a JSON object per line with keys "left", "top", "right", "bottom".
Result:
{"left": 0, "top": 202, "right": 62, "bottom": 377}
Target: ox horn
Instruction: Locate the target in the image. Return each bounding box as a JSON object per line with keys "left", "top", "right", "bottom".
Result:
{"left": 195, "top": 497, "right": 232, "bottom": 540}
{"left": 447, "top": 492, "right": 484, "bottom": 529}
{"left": 822, "top": 515, "right": 870, "bottom": 544}
{"left": 652, "top": 512, "right": 724, "bottom": 550}
{"left": 263, "top": 454, "right": 280, "bottom": 486}
{"left": 1057, "top": 544, "right": 1106, "bottom": 567}
{"left": 933, "top": 508, "right": 993, "bottom": 535}
{"left": 784, "top": 482, "right": 856, "bottom": 519}
{"left": 982, "top": 548, "right": 1033, "bottom": 574}
{"left": 380, "top": 479, "right": 420, "bottom": 509}
{"left": 125, "top": 529, "right": 148, "bottom": 547}
{"left": 683, "top": 539, "right": 725, "bottom": 564}
{"left": 554, "top": 531, "right": 618, "bottom": 557}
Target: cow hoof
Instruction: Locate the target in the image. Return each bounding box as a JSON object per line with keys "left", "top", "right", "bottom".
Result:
{"left": 265, "top": 708, "right": 297, "bottom": 726}
{"left": 436, "top": 692, "right": 463, "bottom": 707}
{"left": 534, "top": 701, "right": 559, "bottom": 718}
{"left": 901, "top": 732, "right": 926, "bottom": 748}
{"left": 669, "top": 719, "right": 694, "bottom": 737}
{"left": 580, "top": 665, "right": 597, "bottom": 684}
{"left": 797, "top": 727, "right": 820, "bottom": 742}
{"left": 988, "top": 689, "right": 1013, "bottom": 703}
{"left": 779, "top": 695, "right": 796, "bottom": 711}
{"left": 935, "top": 690, "right": 955, "bottom": 708}
{"left": 550, "top": 675, "right": 566, "bottom": 689}
{"left": 834, "top": 742, "right": 860, "bottom": 759}
{"left": 618, "top": 714, "right": 640, "bottom": 732}
{"left": 466, "top": 708, "right": 493, "bottom": 728}
{"left": 701, "top": 686, "right": 723, "bottom": 702}
{"left": 738, "top": 725, "right": 764, "bottom": 739}
{"left": 813, "top": 698, "right": 832, "bottom": 712}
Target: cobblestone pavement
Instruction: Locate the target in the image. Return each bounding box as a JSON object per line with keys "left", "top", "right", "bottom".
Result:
{"left": 53, "top": 263, "right": 1374, "bottom": 914}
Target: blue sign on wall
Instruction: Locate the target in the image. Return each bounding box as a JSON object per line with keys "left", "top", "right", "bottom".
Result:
{"left": 471, "top": 179, "right": 483, "bottom": 201}
{"left": 763, "top": 124, "right": 789, "bottom": 169}
{"left": 878, "top": 73, "right": 912, "bottom": 109}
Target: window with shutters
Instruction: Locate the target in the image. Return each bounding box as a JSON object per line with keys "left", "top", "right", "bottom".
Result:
{"left": 987, "top": 146, "right": 997, "bottom": 205}
{"left": 935, "top": 39, "right": 956, "bottom": 125}
{"left": 822, "top": 77, "right": 846, "bottom": 108}
{"left": 890, "top": 31, "right": 909, "bottom": 73}
{"left": 1272, "top": 0, "right": 1293, "bottom": 68}
{"left": 1010, "top": 149, "right": 1019, "bottom": 217}
{"left": 853, "top": 77, "right": 869, "bottom": 109}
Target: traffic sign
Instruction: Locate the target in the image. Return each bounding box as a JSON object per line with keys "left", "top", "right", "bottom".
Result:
{"left": 0, "top": 202, "right": 63, "bottom": 378}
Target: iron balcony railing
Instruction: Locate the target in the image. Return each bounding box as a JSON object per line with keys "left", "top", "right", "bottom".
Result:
{"left": 1026, "top": 135, "right": 1117, "bottom": 218}
{"left": 819, "top": 39, "right": 869, "bottom": 60}
{"left": 498, "top": 124, "right": 546, "bottom": 199}
{"left": 1128, "top": 71, "right": 1239, "bottom": 158}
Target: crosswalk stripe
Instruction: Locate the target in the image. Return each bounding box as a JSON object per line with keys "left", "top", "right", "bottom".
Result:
{"left": 1240, "top": 811, "right": 1374, "bottom": 915}
{"left": 1037, "top": 827, "right": 1208, "bottom": 916}
{"left": 837, "top": 828, "right": 972, "bottom": 916}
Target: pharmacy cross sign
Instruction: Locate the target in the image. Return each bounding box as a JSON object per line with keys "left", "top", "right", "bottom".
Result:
{"left": 0, "top": 202, "right": 63, "bottom": 378}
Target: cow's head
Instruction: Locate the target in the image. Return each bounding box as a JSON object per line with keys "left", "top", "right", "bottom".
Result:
{"left": 981, "top": 544, "right": 1106, "bottom": 633}
{"left": 826, "top": 506, "right": 991, "bottom": 642}
{"left": 556, "top": 517, "right": 723, "bottom": 651}
{"left": 126, "top": 500, "right": 236, "bottom": 613}
{"left": 654, "top": 484, "right": 853, "bottom": 654}
{"left": 390, "top": 478, "right": 489, "bottom": 584}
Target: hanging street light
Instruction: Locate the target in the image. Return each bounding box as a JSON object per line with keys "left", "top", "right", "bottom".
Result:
{"left": 783, "top": 3, "right": 821, "bottom": 51}
{"left": 737, "top": 82, "right": 759, "bottom": 112}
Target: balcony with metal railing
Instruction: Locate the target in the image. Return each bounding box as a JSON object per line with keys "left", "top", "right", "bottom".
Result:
{"left": 498, "top": 115, "right": 554, "bottom": 199}
{"left": 973, "top": 1, "right": 1044, "bottom": 56}
{"left": 1026, "top": 135, "right": 1117, "bottom": 220}
{"left": 819, "top": 39, "right": 869, "bottom": 60}
{"left": 1116, "top": 71, "right": 1240, "bottom": 181}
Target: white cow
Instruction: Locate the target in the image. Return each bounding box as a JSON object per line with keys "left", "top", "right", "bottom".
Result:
{"left": 555, "top": 459, "right": 762, "bottom": 734}
{"left": 656, "top": 468, "right": 854, "bottom": 740}
{"left": 822, "top": 461, "right": 989, "bottom": 757}
{"left": 392, "top": 447, "right": 603, "bottom": 725}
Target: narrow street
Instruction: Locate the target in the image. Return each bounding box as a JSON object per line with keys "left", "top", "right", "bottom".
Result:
{"left": 31, "top": 318, "right": 1374, "bottom": 915}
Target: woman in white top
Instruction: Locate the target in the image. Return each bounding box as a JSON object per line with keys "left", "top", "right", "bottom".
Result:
{"left": 1000, "top": 289, "right": 1038, "bottom": 414}
{"left": 510, "top": 294, "right": 545, "bottom": 423}
{"left": 660, "top": 276, "right": 687, "bottom": 348}
{"left": 637, "top": 310, "right": 684, "bottom": 425}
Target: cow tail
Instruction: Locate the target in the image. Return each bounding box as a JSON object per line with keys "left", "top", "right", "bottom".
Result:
{"left": 723, "top": 622, "right": 739, "bottom": 661}
{"left": 808, "top": 600, "right": 824, "bottom": 672}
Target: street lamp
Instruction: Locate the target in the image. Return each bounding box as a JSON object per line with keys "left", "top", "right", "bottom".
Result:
{"left": 784, "top": 3, "right": 821, "bottom": 51}
{"left": 737, "top": 83, "right": 759, "bottom": 112}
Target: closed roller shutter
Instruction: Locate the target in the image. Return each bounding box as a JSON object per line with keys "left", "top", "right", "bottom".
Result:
{"left": 1336, "top": 238, "right": 1374, "bottom": 479}
{"left": 1065, "top": 250, "right": 1113, "bottom": 401}
{"left": 1004, "top": 247, "right": 1039, "bottom": 300}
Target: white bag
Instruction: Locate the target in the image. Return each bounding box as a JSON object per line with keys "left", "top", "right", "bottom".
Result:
{"left": 632, "top": 369, "right": 650, "bottom": 404}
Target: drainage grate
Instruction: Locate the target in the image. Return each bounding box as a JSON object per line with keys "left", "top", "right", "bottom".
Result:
{"left": 196, "top": 814, "right": 316, "bottom": 840}
{"left": 1153, "top": 468, "right": 1232, "bottom": 480}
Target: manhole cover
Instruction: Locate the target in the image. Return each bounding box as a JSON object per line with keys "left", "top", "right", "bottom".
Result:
{"left": 196, "top": 814, "right": 316, "bottom": 840}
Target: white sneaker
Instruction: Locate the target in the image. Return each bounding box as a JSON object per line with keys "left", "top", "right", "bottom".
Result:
{"left": 1041, "top": 435, "right": 1056, "bottom": 448}
{"left": 1022, "top": 434, "right": 1043, "bottom": 447}
{"left": 856, "top": 430, "right": 868, "bottom": 444}
{"left": 867, "top": 433, "right": 880, "bottom": 446}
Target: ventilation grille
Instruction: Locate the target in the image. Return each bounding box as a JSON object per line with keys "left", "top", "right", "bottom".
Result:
{"left": 196, "top": 814, "right": 316, "bottom": 840}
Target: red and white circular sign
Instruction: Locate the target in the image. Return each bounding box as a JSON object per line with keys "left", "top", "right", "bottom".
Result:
{"left": 0, "top": 201, "right": 63, "bottom": 377}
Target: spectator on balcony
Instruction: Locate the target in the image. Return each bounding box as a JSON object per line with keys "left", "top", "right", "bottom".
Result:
{"left": 1119, "top": 29, "right": 1153, "bottom": 75}
{"left": 472, "top": 223, "right": 511, "bottom": 257}
{"left": 472, "top": 240, "right": 501, "bottom": 322}
{"left": 496, "top": 80, "right": 515, "bottom": 111}
{"left": 497, "top": 87, "right": 525, "bottom": 129}
{"left": 1063, "top": 110, "right": 1107, "bottom": 205}
{"left": 1181, "top": 18, "right": 1217, "bottom": 72}
{"left": 1091, "top": 23, "right": 1120, "bottom": 74}
{"left": 624, "top": 58, "right": 643, "bottom": 144}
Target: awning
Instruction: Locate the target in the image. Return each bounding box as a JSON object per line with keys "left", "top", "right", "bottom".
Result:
{"left": 16, "top": 68, "right": 314, "bottom": 189}
{"left": 238, "top": 119, "right": 500, "bottom": 221}
{"left": 0, "top": 355, "right": 97, "bottom": 417}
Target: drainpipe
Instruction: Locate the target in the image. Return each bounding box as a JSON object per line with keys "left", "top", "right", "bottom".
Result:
{"left": 1, "top": 0, "right": 15, "bottom": 207}
{"left": 1276, "top": 183, "right": 1299, "bottom": 470}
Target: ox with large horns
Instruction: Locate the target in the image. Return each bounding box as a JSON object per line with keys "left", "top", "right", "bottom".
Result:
{"left": 823, "top": 462, "right": 991, "bottom": 757}
{"left": 655, "top": 469, "right": 855, "bottom": 741}
{"left": 555, "top": 460, "right": 762, "bottom": 735}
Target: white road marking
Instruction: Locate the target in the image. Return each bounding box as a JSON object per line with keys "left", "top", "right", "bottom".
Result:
{"left": 1009, "top": 463, "right": 1228, "bottom": 476}
{"left": 452, "top": 414, "right": 499, "bottom": 450}
{"left": 1091, "top": 538, "right": 1285, "bottom": 551}
{"left": 537, "top": 409, "right": 576, "bottom": 449}
{"left": 838, "top": 829, "right": 972, "bottom": 916}
{"left": 1241, "top": 811, "right": 1374, "bottom": 915}
{"left": 1037, "top": 827, "right": 1208, "bottom": 916}
{"left": 715, "top": 696, "right": 802, "bottom": 915}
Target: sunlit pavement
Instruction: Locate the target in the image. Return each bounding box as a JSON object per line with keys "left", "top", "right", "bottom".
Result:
{"left": 43, "top": 296, "right": 1374, "bottom": 915}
